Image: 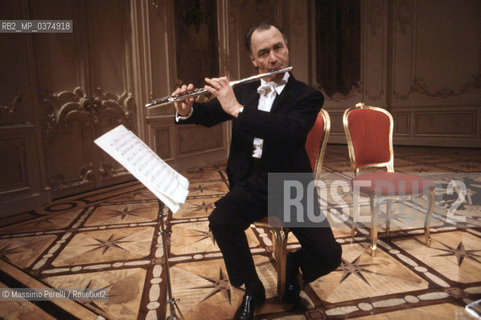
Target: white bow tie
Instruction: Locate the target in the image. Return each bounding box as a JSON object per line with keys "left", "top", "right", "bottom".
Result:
{"left": 257, "top": 79, "right": 287, "bottom": 96}
{"left": 257, "top": 82, "right": 275, "bottom": 96}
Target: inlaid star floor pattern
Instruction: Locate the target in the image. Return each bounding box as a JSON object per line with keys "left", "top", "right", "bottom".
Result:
{"left": 336, "top": 255, "right": 382, "bottom": 285}
{"left": 192, "top": 268, "right": 233, "bottom": 304}
{"left": 0, "top": 145, "right": 480, "bottom": 319}
{"left": 433, "top": 240, "right": 481, "bottom": 266}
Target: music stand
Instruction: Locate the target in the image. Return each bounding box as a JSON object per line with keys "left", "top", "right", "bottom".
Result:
{"left": 158, "top": 200, "right": 184, "bottom": 320}
{"left": 94, "top": 126, "right": 188, "bottom": 319}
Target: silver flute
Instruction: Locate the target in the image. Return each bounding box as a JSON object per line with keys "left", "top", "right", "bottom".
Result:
{"left": 145, "top": 66, "right": 293, "bottom": 108}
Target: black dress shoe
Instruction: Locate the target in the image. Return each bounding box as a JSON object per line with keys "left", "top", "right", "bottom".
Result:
{"left": 233, "top": 291, "right": 266, "bottom": 320}
{"left": 284, "top": 253, "right": 301, "bottom": 304}
{"left": 284, "top": 278, "right": 301, "bottom": 304}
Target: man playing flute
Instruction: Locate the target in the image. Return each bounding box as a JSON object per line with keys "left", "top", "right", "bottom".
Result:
{"left": 173, "top": 21, "right": 342, "bottom": 320}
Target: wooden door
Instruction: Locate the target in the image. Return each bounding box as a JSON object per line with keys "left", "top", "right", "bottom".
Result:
{"left": 35, "top": 0, "right": 137, "bottom": 199}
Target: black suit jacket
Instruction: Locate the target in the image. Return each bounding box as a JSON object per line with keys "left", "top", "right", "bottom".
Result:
{"left": 177, "top": 74, "right": 324, "bottom": 189}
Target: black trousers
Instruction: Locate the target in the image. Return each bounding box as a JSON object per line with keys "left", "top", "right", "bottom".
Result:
{"left": 209, "top": 170, "right": 342, "bottom": 287}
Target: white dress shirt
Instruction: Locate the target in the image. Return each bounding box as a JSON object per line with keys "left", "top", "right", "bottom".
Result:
{"left": 252, "top": 71, "right": 289, "bottom": 158}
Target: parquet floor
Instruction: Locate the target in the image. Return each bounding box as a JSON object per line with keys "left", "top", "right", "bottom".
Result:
{"left": 0, "top": 145, "right": 480, "bottom": 319}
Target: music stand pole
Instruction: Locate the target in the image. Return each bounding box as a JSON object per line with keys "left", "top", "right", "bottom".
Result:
{"left": 158, "top": 200, "right": 184, "bottom": 320}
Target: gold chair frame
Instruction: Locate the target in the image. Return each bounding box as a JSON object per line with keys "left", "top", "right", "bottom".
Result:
{"left": 256, "top": 108, "right": 330, "bottom": 299}
{"left": 343, "top": 102, "right": 435, "bottom": 256}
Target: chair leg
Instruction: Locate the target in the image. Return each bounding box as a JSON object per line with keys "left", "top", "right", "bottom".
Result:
{"left": 271, "top": 227, "right": 289, "bottom": 300}
{"left": 351, "top": 192, "right": 359, "bottom": 237}
{"left": 385, "top": 199, "right": 392, "bottom": 240}
{"left": 370, "top": 196, "right": 379, "bottom": 257}
{"left": 424, "top": 191, "right": 435, "bottom": 247}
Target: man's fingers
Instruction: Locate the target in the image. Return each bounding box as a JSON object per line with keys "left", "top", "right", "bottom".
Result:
{"left": 174, "top": 83, "right": 195, "bottom": 98}
{"left": 218, "top": 77, "right": 229, "bottom": 85}
{"left": 204, "top": 78, "right": 219, "bottom": 89}
{"left": 203, "top": 84, "right": 216, "bottom": 94}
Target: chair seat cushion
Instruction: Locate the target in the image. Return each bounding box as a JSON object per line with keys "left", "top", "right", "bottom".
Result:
{"left": 353, "top": 172, "right": 435, "bottom": 196}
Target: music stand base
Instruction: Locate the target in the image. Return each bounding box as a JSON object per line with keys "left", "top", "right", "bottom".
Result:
{"left": 158, "top": 200, "right": 185, "bottom": 320}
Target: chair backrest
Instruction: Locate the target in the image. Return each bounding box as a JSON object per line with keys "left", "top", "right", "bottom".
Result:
{"left": 343, "top": 102, "right": 394, "bottom": 175}
{"left": 305, "top": 108, "right": 330, "bottom": 177}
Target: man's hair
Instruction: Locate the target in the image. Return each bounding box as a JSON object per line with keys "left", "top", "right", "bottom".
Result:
{"left": 245, "top": 21, "right": 288, "bottom": 55}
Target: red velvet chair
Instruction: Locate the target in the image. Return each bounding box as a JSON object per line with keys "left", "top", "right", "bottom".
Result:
{"left": 343, "top": 103, "right": 435, "bottom": 256}
{"left": 255, "top": 108, "right": 330, "bottom": 299}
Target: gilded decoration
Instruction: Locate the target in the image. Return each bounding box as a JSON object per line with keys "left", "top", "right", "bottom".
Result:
{"left": 48, "top": 162, "right": 97, "bottom": 191}
{"left": 43, "top": 87, "right": 136, "bottom": 134}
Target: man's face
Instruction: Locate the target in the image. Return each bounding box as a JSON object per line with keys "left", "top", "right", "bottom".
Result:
{"left": 249, "top": 26, "right": 289, "bottom": 82}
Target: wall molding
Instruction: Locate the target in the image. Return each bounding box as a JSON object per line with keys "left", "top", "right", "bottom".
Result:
{"left": 43, "top": 87, "right": 135, "bottom": 133}
{"left": 412, "top": 75, "right": 481, "bottom": 98}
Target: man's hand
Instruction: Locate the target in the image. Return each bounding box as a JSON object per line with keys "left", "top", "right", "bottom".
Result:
{"left": 204, "top": 77, "right": 244, "bottom": 118}
{"left": 173, "top": 84, "right": 195, "bottom": 116}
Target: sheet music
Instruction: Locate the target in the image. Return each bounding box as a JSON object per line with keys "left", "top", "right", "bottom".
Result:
{"left": 94, "top": 125, "right": 189, "bottom": 213}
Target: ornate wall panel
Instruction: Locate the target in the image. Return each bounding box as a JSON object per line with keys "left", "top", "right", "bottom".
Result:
{"left": 393, "top": 112, "right": 410, "bottom": 136}
{"left": 414, "top": 111, "right": 476, "bottom": 137}
{"left": 0, "top": 2, "right": 33, "bottom": 127}
{"left": 42, "top": 97, "right": 96, "bottom": 194}
{"left": 392, "top": 0, "right": 481, "bottom": 104}
{"left": 41, "top": 87, "right": 136, "bottom": 198}
{"left": 154, "top": 127, "right": 173, "bottom": 161}
{"left": 146, "top": 116, "right": 175, "bottom": 162}
{"left": 178, "top": 125, "right": 224, "bottom": 156}
{"left": 0, "top": 126, "right": 48, "bottom": 215}
{"left": 391, "top": 0, "right": 481, "bottom": 146}
{"left": 0, "top": 1, "right": 50, "bottom": 214}
{"left": 0, "top": 31, "right": 32, "bottom": 181}
{"left": 0, "top": 138, "right": 29, "bottom": 194}
{"left": 30, "top": 0, "right": 138, "bottom": 199}
{"left": 412, "top": 1, "right": 481, "bottom": 103}
{"left": 0, "top": 36, "right": 30, "bottom": 126}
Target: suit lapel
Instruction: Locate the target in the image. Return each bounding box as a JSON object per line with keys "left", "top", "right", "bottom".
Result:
{"left": 243, "top": 80, "right": 261, "bottom": 111}
{"left": 270, "top": 74, "right": 295, "bottom": 113}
